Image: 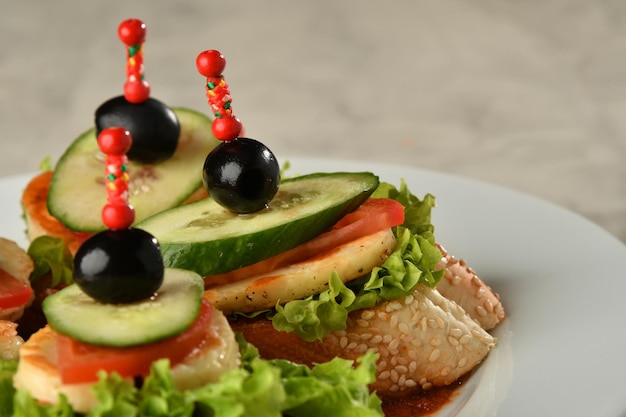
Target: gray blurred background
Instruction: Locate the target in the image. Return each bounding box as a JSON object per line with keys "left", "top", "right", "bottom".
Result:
{"left": 1, "top": 0, "right": 624, "bottom": 242}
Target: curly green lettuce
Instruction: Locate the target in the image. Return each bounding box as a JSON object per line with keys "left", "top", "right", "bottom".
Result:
{"left": 270, "top": 180, "right": 443, "bottom": 341}
{"left": 0, "top": 336, "right": 382, "bottom": 417}
{"left": 27, "top": 235, "right": 74, "bottom": 288}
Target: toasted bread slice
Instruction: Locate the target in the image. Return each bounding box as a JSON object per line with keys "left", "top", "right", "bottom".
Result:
{"left": 13, "top": 309, "right": 240, "bottom": 413}
{"left": 435, "top": 244, "right": 505, "bottom": 330}
{"left": 231, "top": 284, "right": 495, "bottom": 400}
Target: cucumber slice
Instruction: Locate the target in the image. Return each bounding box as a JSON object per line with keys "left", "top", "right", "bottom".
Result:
{"left": 47, "top": 107, "right": 218, "bottom": 232}
{"left": 138, "top": 172, "right": 379, "bottom": 277}
{"left": 42, "top": 268, "right": 204, "bottom": 347}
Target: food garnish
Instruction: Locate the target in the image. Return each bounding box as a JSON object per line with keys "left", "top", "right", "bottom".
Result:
{"left": 95, "top": 18, "right": 180, "bottom": 164}
{"left": 196, "top": 50, "right": 280, "bottom": 214}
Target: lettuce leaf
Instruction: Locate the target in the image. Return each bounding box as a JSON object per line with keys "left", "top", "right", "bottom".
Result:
{"left": 271, "top": 226, "right": 444, "bottom": 341}
{"left": 0, "top": 336, "right": 382, "bottom": 417}
{"left": 27, "top": 236, "right": 74, "bottom": 288}
{"left": 270, "top": 181, "right": 443, "bottom": 341}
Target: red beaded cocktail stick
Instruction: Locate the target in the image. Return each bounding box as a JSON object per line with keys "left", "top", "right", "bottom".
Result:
{"left": 196, "top": 50, "right": 243, "bottom": 141}
{"left": 118, "top": 18, "right": 150, "bottom": 104}
{"left": 97, "top": 127, "right": 135, "bottom": 230}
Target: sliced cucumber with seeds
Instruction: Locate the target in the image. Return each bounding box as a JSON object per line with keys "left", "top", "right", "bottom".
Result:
{"left": 47, "top": 107, "right": 218, "bottom": 232}
{"left": 138, "top": 172, "right": 379, "bottom": 277}
{"left": 42, "top": 268, "right": 204, "bottom": 347}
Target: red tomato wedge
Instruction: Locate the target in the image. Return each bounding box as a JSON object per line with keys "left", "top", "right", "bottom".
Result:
{"left": 56, "top": 299, "right": 214, "bottom": 384}
{"left": 205, "top": 198, "right": 405, "bottom": 287}
{"left": 0, "top": 269, "right": 33, "bottom": 310}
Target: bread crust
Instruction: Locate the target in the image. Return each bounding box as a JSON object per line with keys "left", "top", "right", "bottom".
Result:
{"left": 13, "top": 309, "right": 240, "bottom": 413}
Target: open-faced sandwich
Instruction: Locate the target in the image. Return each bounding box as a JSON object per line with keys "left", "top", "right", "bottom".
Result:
{"left": 1, "top": 20, "right": 505, "bottom": 417}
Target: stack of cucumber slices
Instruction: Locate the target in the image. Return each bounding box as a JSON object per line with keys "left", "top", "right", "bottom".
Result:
{"left": 43, "top": 105, "right": 381, "bottom": 347}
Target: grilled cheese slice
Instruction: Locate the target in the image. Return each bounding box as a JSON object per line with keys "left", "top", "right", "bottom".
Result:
{"left": 13, "top": 308, "right": 240, "bottom": 413}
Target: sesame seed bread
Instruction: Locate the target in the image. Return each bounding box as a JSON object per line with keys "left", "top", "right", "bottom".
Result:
{"left": 12, "top": 308, "right": 240, "bottom": 414}
{"left": 0, "top": 238, "right": 35, "bottom": 322}
{"left": 435, "top": 244, "right": 505, "bottom": 330}
{"left": 231, "top": 284, "right": 495, "bottom": 400}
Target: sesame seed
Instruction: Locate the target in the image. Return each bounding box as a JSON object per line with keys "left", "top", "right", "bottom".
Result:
{"left": 347, "top": 342, "right": 358, "bottom": 350}
{"left": 460, "top": 335, "right": 472, "bottom": 345}
{"left": 361, "top": 310, "right": 375, "bottom": 320}
{"left": 339, "top": 337, "right": 348, "bottom": 349}
{"left": 405, "top": 379, "right": 417, "bottom": 388}
{"left": 356, "top": 319, "right": 370, "bottom": 328}
{"left": 476, "top": 305, "right": 488, "bottom": 317}
{"left": 383, "top": 335, "right": 393, "bottom": 344}
{"left": 441, "top": 366, "right": 451, "bottom": 377}
{"left": 448, "top": 336, "right": 459, "bottom": 346}
{"left": 422, "top": 382, "right": 433, "bottom": 390}
{"left": 450, "top": 328, "right": 463, "bottom": 338}
{"left": 398, "top": 374, "right": 406, "bottom": 387}
{"left": 371, "top": 335, "right": 383, "bottom": 344}
{"left": 452, "top": 275, "right": 462, "bottom": 285}
{"left": 399, "top": 322, "right": 410, "bottom": 334}
{"left": 389, "top": 338, "right": 400, "bottom": 351}
{"left": 476, "top": 287, "right": 486, "bottom": 298}
{"left": 409, "top": 361, "right": 417, "bottom": 373}
{"left": 458, "top": 357, "right": 468, "bottom": 368}
{"left": 391, "top": 370, "right": 399, "bottom": 383}
{"left": 379, "top": 371, "right": 391, "bottom": 380}
{"left": 420, "top": 317, "right": 428, "bottom": 332}
{"left": 430, "top": 337, "right": 441, "bottom": 346}
{"left": 396, "top": 365, "right": 408, "bottom": 374}
{"left": 360, "top": 333, "right": 373, "bottom": 340}
{"left": 355, "top": 344, "right": 368, "bottom": 354}
{"left": 429, "top": 349, "right": 441, "bottom": 362}
{"left": 390, "top": 315, "right": 399, "bottom": 328}
{"left": 411, "top": 311, "right": 421, "bottom": 322}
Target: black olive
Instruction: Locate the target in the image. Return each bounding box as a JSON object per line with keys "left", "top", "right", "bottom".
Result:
{"left": 95, "top": 96, "right": 180, "bottom": 164}
{"left": 202, "top": 137, "right": 280, "bottom": 214}
{"left": 73, "top": 228, "right": 164, "bottom": 304}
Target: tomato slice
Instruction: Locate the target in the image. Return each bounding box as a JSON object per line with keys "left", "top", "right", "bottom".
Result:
{"left": 0, "top": 269, "right": 33, "bottom": 310}
{"left": 57, "top": 299, "right": 214, "bottom": 384}
{"left": 205, "top": 198, "right": 405, "bottom": 286}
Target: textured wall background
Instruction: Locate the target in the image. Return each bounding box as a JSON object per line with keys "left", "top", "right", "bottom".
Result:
{"left": 1, "top": 0, "right": 624, "bottom": 242}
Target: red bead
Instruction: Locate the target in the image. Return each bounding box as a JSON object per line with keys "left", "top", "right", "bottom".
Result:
{"left": 196, "top": 50, "right": 226, "bottom": 77}
{"left": 118, "top": 18, "right": 146, "bottom": 46}
{"left": 212, "top": 116, "right": 242, "bottom": 141}
{"left": 98, "top": 128, "right": 132, "bottom": 155}
{"left": 102, "top": 203, "right": 135, "bottom": 230}
{"left": 124, "top": 79, "right": 150, "bottom": 104}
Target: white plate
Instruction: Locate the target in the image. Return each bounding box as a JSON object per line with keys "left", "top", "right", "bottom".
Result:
{"left": 2, "top": 156, "right": 625, "bottom": 416}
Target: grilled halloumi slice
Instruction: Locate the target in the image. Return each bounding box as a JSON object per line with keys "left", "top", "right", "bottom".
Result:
{"left": 204, "top": 229, "right": 396, "bottom": 315}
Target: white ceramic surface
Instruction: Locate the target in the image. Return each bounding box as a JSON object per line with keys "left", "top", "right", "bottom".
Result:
{"left": 3, "top": 156, "right": 625, "bottom": 416}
